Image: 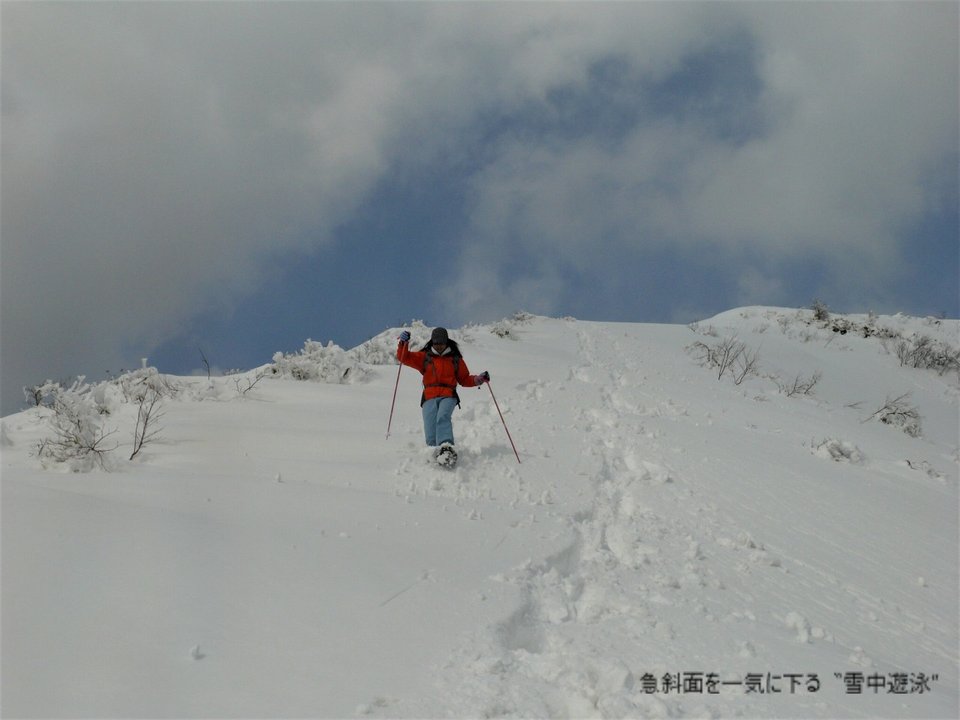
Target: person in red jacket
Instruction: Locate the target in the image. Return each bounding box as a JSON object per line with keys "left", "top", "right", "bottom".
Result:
{"left": 397, "top": 327, "right": 489, "bottom": 463}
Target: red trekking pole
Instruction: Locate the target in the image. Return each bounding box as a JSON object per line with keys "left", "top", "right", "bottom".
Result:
{"left": 486, "top": 381, "right": 521, "bottom": 464}
{"left": 386, "top": 342, "right": 406, "bottom": 439}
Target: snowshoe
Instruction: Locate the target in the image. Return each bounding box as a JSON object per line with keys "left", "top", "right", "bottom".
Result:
{"left": 436, "top": 443, "right": 458, "bottom": 469}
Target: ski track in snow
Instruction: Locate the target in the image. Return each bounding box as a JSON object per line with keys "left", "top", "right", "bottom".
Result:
{"left": 376, "top": 322, "right": 723, "bottom": 716}
{"left": 4, "top": 310, "right": 957, "bottom": 719}
{"left": 457, "top": 325, "right": 776, "bottom": 719}
{"left": 371, "top": 318, "right": 958, "bottom": 719}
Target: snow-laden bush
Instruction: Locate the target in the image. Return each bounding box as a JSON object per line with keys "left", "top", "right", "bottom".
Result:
{"left": 490, "top": 311, "right": 535, "bottom": 339}
{"left": 490, "top": 320, "right": 516, "bottom": 339}
{"left": 688, "top": 322, "right": 720, "bottom": 338}
{"left": 894, "top": 334, "right": 960, "bottom": 376}
{"left": 30, "top": 368, "right": 176, "bottom": 471}
{"left": 864, "top": 393, "right": 922, "bottom": 438}
{"left": 812, "top": 439, "right": 865, "bottom": 464}
{"left": 350, "top": 321, "right": 430, "bottom": 366}
{"left": 111, "top": 367, "right": 172, "bottom": 403}
{"left": 905, "top": 459, "right": 945, "bottom": 480}
{"left": 776, "top": 371, "right": 822, "bottom": 397}
{"left": 270, "top": 340, "right": 370, "bottom": 383}
{"left": 812, "top": 299, "right": 831, "bottom": 322}
{"left": 826, "top": 316, "right": 899, "bottom": 340}
{"left": 104, "top": 367, "right": 221, "bottom": 404}
{"left": 24, "top": 380, "right": 61, "bottom": 408}
{"left": 231, "top": 369, "right": 268, "bottom": 398}
{"left": 687, "top": 336, "right": 761, "bottom": 385}
{"left": 129, "top": 386, "right": 164, "bottom": 461}
{"left": 35, "top": 378, "right": 117, "bottom": 471}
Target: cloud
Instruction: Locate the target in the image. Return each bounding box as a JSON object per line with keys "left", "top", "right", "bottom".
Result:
{"left": 2, "top": 2, "right": 956, "bottom": 413}
{"left": 690, "top": 4, "right": 955, "bottom": 253}
{"left": 2, "top": 2, "right": 414, "bottom": 408}
{"left": 0, "top": 2, "right": 717, "bottom": 406}
{"left": 440, "top": 2, "right": 958, "bottom": 321}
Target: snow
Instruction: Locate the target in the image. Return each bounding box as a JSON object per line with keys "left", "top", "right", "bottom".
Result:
{"left": 2, "top": 308, "right": 958, "bottom": 718}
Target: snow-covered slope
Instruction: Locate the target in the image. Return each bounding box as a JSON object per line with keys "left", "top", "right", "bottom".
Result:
{"left": 2, "top": 308, "right": 958, "bottom": 718}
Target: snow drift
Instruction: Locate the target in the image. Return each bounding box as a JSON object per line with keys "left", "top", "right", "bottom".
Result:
{"left": 2, "top": 308, "right": 958, "bottom": 718}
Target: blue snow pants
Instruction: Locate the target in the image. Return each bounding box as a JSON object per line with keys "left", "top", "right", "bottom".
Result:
{"left": 422, "top": 396, "right": 458, "bottom": 447}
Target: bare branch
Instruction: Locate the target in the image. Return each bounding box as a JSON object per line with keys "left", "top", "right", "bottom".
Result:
{"left": 714, "top": 336, "right": 746, "bottom": 381}
{"left": 234, "top": 369, "right": 268, "bottom": 397}
{"left": 198, "top": 347, "right": 212, "bottom": 380}
{"left": 129, "top": 388, "right": 164, "bottom": 460}
{"left": 862, "top": 392, "right": 922, "bottom": 437}
{"left": 779, "top": 371, "right": 822, "bottom": 397}
{"left": 733, "top": 346, "right": 761, "bottom": 385}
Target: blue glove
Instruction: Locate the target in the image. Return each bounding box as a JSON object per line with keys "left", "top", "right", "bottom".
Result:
{"left": 476, "top": 371, "right": 490, "bottom": 384}
{"left": 398, "top": 331, "right": 411, "bottom": 344}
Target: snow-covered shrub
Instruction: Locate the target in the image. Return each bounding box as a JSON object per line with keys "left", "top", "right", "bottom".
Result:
{"left": 350, "top": 335, "right": 400, "bottom": 366}
{"left": 31, "top": 368, "right": 178, "bottom": 471}
{"left": 777, "top": 371, "right": 822, "bottom": 397}
{"left": 687, "top": 336, "right": 760, "bottom": 384}
{"left": 232, "top": 369, "right": 268, "bottom": 398}
{"left": 895, "top": 335, "right": 960, "bottom": 376}
{"left": 865, "top": 393, "right": 922, "bottom": 438}
{"left": 351, "top": 322, "right": 429, "bottom": 366}
{"left": 104, "top": 366, "right": 213, "bottom": 404}
{"left": 111, "top": 367, "right": 171, "bottom": 402}
{"left": 129, "top": 386, "right": 164, "bottom": 461}
{"left": 812, "top": 299, "right": 830, "bottom": 322}
{"left": 812, "top": 439, "right": 865, "bottom": 464}
{"left": 35, "top": 378, "right": 117, "bottom": 471}
{"left": 732, "top": 346, "right": 761, "bottom": 385}
{"left": 490, "top": 320, "right": 517, "bottom": 339}
{"left": 108, "top": 370, "right": 172, "bottom": 455}
{"left": 491, "top": 312, "right": 535, "bottom": 339}
{"left": 688, "top": 337, "right": 738, "bottom": 379}
{"left": 688, "top": 322, "right": 720, "bottom": 337}
{"left": 91, "top": 379, "right": 126, "bottom": 414}
{"left": 270, "top": 340, "right": 370, "bottom": 383}
{"left": 24, "top": 379, "right": 64, "bottom": 409}
{"left": 905, "top": 459, "right": 945, "bottom": 480}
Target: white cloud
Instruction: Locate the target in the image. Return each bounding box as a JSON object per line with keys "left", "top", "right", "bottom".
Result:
{"left": 2, "top": 1, "right": 956, "bottom": 412}
{"left": 688, "top": 4, "right": 955, "bottom": 256}
{"left": 1, "top": 2, "right": 415, "bottom": 408}
{"left": 441, "top": 2, "right": 957, "bottom": 321}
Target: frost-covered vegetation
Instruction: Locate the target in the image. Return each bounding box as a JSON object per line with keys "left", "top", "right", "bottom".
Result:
{"left": 270, "top": 340, "right": 370, "bottom": 383}
{"left": 26, "top": 369, "right": 178, "bottom": 470}
{"left": 4, "top": 307, "right": 957, "bottom": 719}
{"left": 688, "top": 307, "right": 958, "bottom": 419}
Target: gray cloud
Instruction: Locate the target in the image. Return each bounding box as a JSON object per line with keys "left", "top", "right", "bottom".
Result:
{"left": 440, "top": 3, "right": 958, "bottom": 321}
{"left": 2, "top": 2, "right": 956, "bottom": 413}
{"left": 2, "top": 2, "right": 414, "bottom": 408}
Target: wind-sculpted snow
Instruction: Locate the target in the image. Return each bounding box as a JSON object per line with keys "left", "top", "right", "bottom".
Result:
{"left": 2, "top": 309, "right": 957, "bottom": 718}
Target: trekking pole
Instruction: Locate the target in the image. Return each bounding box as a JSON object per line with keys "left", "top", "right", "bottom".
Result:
{"left": 486, "top": 381, "right": 521, "bottom": 464}
{"left": 386, "top": 343, "right": 406, "bottom": 439}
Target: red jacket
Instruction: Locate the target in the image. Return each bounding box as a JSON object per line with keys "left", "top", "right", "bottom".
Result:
{"left": 398, "top": 342, "right": 477, "bottom": 405}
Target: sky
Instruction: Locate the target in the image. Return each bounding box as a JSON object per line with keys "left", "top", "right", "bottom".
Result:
{"left": 2, "top": 0, "right": 958, "bottom": 416}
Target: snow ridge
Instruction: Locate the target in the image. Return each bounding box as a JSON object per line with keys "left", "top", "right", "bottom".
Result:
{"left": 368, "top": 312, "right": 958, "bottom": 718}
{"left": 2, "top": 308, "right": 957, "bottom": 719}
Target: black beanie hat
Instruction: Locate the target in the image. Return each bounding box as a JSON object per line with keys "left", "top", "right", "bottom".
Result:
{"left": 431, "top": 327, "right": 449, "bottom": 345}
